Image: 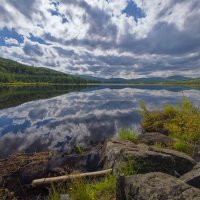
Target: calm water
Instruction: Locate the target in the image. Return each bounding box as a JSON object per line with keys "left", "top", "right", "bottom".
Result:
{"left": 0, "top": 85, "right": 200, "bottom": 159}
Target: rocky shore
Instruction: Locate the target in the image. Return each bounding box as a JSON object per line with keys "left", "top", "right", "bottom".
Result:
{"left": 1, "top": 132, "right": 200, "bottom": 199}
{"left": 101, "top": 132, "right": 200, "bottom": 200}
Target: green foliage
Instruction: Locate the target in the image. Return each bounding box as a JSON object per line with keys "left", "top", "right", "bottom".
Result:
{"left": 117, "top": 157, "right": 138, "bottom": 176}
{"left": 74, "top": 144, "right": 84, "bottom": 155}
{"left": 141, "top": 98, "right": 200, "bottom": 144}
{"left": 173, "top": 140, "right": 193, "bottom": 154}
{"left": 118, "top": 128, "right": 138, "bottom": 142}
{"left": 153, "top": 142, "right": 166, "bottom": 148}
{"left": 48, "top": 175, "right": 116, "bottom": 200}
{"left": 0, "top": 57, "right": 97, "bottom": 84}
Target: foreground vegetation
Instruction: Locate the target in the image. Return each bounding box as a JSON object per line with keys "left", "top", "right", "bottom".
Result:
{"left": 0, "top": 57, "right": 96, "bottom": 84}
{"left": 49, "top": 175, "right": 116, "bottom": 200}
{"left": 141, "top": 98, "right": 200, "bottom": 153}
{"left": 140, "top": 99, "right": 200, "bottom": 143}
{"left": 48, "top": 158, "right": 139, "bottom": 200}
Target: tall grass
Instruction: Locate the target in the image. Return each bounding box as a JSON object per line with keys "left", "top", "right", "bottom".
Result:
{"left": 48, "top": 175, "right": 116, "bottom": 200}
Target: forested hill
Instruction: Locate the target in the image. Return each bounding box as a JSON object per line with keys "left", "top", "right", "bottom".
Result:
{"left": 0, "top": 57, "right": 96, "bottom": 84}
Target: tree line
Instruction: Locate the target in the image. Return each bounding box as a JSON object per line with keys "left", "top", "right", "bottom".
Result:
{"left": 0, "top": 58, "right": 96, "bottom": 84}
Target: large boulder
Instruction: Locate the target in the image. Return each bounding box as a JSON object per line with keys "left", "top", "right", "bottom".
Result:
{"left": 116, "top": 172, "right": 200, "bottom": 200}
{"left": 180, "top": 164, "right": 200, "bottom": 188}
{"left": 101, "top": 136, "right": 196, "bottom": 176}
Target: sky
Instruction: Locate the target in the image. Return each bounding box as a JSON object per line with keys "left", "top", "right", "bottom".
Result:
{"left": 0, "top": 0, "right": 200, "bottom": 79}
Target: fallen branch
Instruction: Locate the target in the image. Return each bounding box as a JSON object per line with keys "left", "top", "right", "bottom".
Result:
{"left": 31, "top": 168, "right": 112, "bottom": 187}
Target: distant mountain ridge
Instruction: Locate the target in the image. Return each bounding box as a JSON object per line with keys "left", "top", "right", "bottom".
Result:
{"left": 0, "top": 57, "right": 96, "bottom": 84}
{"left": 80, "top": 75, "right": 198, "bottom": 83}
{"left": 0, "top": 57, "right": 199, "bottom": 84}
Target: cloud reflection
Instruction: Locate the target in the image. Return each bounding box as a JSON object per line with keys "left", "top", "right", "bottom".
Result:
{"left": 0, "top": 86, "right": 200, "bottom": 158}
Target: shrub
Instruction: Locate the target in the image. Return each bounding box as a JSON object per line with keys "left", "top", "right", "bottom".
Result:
{"left": 141, "top": 98, "right": 200, "bottom": 144}
{"left": 118, "top": 128, "right": 138, "bottom": 142}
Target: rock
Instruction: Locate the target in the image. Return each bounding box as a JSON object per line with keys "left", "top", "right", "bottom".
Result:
{"left": 139, "top": 132, "right": 200, "bottom": 162}
{"left": 192, "top": 148, "right": 200, "bottom": 162}
{"left": 149, "top": 146, "right": 196, "bottom": 175}
{"left": 0, "top": 176, "right": 2, "bottom": 187}
{"left": 138, "top": 132, "right": 176, "bottom": 147}
{"left": 116, "top": 172, "right": 200, "bottom": 200}
{"left": 102, "top": 136, "right": 196, "bottom": 176}
{"left": 180, "top": 167, "right": 200, "bottom": 188}
{"left": 48, "top": 167, "right": 66, "bottom": 175}
{"left": 47, "top": 148, "right": 102, "bottom": 173}
{"left": 194, "top": 162, "right": 200, "bottom": 170}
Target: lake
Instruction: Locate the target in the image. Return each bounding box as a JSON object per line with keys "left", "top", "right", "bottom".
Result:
{"left": 0, "top": 85, "right": 200, "bottom": 159}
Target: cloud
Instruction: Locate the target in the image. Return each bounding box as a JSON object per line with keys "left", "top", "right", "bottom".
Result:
{"left": 0, "top": 0, "right": 199, "bottom": 78}
{"left": 4, "top": 37, "right": 19, "bottom": 46}
{"left": 23, "top": 41, "right": 44, "bottom": 57}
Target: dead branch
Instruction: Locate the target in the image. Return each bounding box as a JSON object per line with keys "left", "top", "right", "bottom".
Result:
{"left": 31, "top": 168, "right": 112, "bottom": 187}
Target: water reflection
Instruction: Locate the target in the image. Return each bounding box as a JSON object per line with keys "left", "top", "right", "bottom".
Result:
{"left": 0, "top": 85, "right": 200, "bottom": 158}
{"left": 0, "top": 85, "right": 92, "bottom": 109}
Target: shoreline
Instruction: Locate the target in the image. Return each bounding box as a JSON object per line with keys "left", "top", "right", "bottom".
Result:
{"left": 0, "top": 82, "right": 200, "bottom": 87}
{"left": 1, "top": 132, "right": 200, "bottom": 199}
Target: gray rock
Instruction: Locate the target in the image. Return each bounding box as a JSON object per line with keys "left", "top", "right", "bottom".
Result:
{"left": 193, "top": 162, "right": 200, "bottom": 170}
{"left": 102, "top": 136, "right": 196, "bottom": 176}
{"left": 116, "top": 172, "right": 200, "bottom": 200}
{"left": 138, "top": 132, "right": 176, "bottom": 147}
{"left": 0, "top": 176, "right": 2, "bottom": 187}
{"left": 180, "top": 167, "right": 200, "bottom": 188}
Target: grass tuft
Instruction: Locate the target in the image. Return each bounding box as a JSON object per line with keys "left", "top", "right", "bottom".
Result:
{"left": 118, "top": 128, "right": 138, "bottom": 142}
{"left": 173, "top": 140, "right": 193, "bottom": 154}
{"left": 117, "top": 157, "right": 138, "bottom": 176}
{"left": 153, "top": 142, "right": 166, "bottom": 149}
{"left": 74, "top": 144, "right": 84, "bottom": 155}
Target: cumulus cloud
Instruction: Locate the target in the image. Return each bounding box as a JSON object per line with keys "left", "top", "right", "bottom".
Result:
{"left": 0, "top": 0, "right": 199, "bottom": 78}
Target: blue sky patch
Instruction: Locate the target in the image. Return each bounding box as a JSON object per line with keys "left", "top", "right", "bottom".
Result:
{"left": 29, "top": 33, "right": 51, "bottom": 45}
{"left": 49, "top": 1, "right": 68, "bottom": 24}
{"left": 50, "top": 0, "right": 59, "bottom": 7}
{"left": 0, "top": 27, "right": 24, "bottom": 46}
{"left": 122, "top": 0, "right": 145, "bottom": 22}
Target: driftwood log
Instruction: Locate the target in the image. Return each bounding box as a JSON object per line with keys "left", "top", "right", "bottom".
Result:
{"left": 31, "top": 168, "right": 112, "bottom": 187}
